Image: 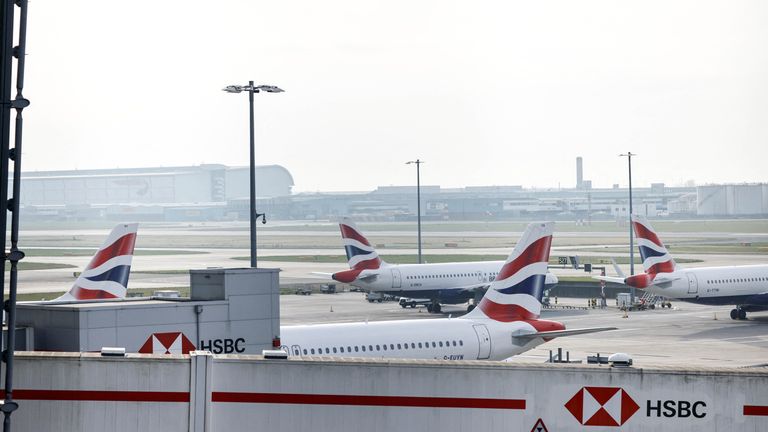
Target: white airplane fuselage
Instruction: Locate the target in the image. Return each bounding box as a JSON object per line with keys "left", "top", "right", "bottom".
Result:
{"left": 351, "top": 261, "right": 557, "bottom": 303}
{"left": 644, "top": 265, "right": 768, "bottom": 310}
{"left": 280, "top": 316, "right": 550, "bottom": 361}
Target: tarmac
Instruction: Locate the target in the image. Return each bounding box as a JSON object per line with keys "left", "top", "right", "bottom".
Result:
{"left": 11, "top": 224, "right": 768, "bottom": 369}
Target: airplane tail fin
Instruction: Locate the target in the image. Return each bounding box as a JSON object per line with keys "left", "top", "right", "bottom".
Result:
{"left": 332, "top": 217, "right": 384, "bottom": 283}
{"left": 338, "top": 217, "right": 384, "bottom": 269}
{"left": 631, "top": 215, "right": 676, "bottom": 275}
{"left": 56, "top": 223, "right": 139, "bottom": 301}
{"left": 466, "top": 222, "right": 554, "bottom": 321}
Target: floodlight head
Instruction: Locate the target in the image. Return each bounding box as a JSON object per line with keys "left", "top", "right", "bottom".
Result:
{"left": 223, "top": 85, "right": 243, "bottom": 93}
{"left": 255, "top": 85, "right": 284, "bottom": 93}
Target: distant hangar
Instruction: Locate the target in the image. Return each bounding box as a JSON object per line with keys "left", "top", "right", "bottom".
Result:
{"left": 18, "top": 164, "right": 294, "bottom": 221}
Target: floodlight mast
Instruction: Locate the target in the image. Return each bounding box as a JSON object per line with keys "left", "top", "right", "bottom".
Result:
{"left": 406, "top": 159, "right": 425, "bottom": 264}
{"left": 620, "top": 152, "right": 636, "bottom": 304}
{"left": 222, "top": 81, "right": 283, "bottom": 268}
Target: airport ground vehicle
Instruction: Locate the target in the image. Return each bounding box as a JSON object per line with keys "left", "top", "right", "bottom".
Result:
{"left": 398, "top": 298, "right": 431, "bottom": 308}
{"left": 365, "top": 292, "right": 396, "bottom": 303}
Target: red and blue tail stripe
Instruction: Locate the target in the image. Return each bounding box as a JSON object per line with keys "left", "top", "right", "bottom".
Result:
{"left": 83, "top": 265, "right": 132, "bottom": 284}
{"left": 339, "top": 223, "right": 373, "bottom": 247}
{"left": 496, "top": 274, "right": 546, "bottom": 297}
{"left": 469, "top": 222, "right": 554, "bottom": 322}
{"left": 344, "top": 245, "right": 374, "bottom": 263}
{"left": 86, "top": 232, "right": 137, "bottom": 270}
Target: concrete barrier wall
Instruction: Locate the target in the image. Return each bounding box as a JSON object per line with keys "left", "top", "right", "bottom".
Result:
{"left": 209, "top": 357, "right": 767, "bottom": 432}
{"left": 5, "top": 353, "right": 192, "bottom": 432}
{"left": 4, "top": 352, "right": 767, "bottom": 431}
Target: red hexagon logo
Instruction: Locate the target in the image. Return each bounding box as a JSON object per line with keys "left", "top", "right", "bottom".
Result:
{"left": 139, "top": 332, "right": 196, "bottom": 354}
{"left": 565, "top": 386, "right": 639, "bottom": 426}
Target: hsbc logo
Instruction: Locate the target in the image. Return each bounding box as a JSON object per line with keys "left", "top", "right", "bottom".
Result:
{"left": 565, "top": 386, "right": 639, "bottom": 426}
{"left": 139, "top": 332, "right": 196, "bottom": 355}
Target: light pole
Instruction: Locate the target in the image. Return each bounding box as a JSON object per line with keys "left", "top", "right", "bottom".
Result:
{"left": 223, "top": 82, "right": 283, "bottom": 268}
{"left": 406, "top": 159, "right": 424, "bottom": 264}
{"left": 620, "top": 152, "right": 636, "bottom": 303}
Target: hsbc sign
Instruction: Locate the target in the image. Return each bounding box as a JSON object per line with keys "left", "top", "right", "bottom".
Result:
{"left": 565, "top": 386, "right": 709, "bottom": 427}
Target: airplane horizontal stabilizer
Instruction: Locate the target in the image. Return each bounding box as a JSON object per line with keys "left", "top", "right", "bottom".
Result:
{"left": 513, "top": 326, "right": 617, "bottom": 341}
{"left": 309, "top": 272, "right": 334, "bottom": 279}
{"left": 357, "top": 273, "right": 378, "bottom": 282}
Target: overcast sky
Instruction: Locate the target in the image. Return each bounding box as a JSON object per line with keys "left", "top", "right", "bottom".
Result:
{"left": 21, "top": 1, "right": 768, "bottom": 192}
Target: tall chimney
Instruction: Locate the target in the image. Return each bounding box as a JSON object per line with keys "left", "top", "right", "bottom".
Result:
{"left": 576, "top": 157, "right": 583, "bottom": 189}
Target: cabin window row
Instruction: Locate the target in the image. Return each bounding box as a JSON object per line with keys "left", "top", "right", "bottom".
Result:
{"left": 706, "top": 277, "right": 767, "bottom": 284}
{"left": 405, "top": 272, "right": 498, "bottom": 280}
{"left": 302, "top": 339, "right": 464, "bottom": 356}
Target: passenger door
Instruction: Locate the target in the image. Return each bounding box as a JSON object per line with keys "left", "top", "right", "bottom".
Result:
{"left": 473, "top": 324, "right": 491, "bottom": 360}
{"left": 291, "top": 344, "right": 302, "bottom": 357}
{"left": 687, "top": 273, "right": 698, "bottom": 294}
{"left": 391, "top": 268, "right": 402, "bottom": 289}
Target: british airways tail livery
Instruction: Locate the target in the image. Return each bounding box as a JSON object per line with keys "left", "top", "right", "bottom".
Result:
{"left": 330, "top": 217, "right": 384, "bottom": 284}
{"left": 282, "top": 222, "right": 614, "bottom": 361}
{"left": 55, "top": 223, "right": 139, "bottom": 301}
{"left": 327, "top": 217, "right": 558, "bottom": 313}
{"left": 465, "top": 221, "right": 552, "bottom": 322}
{"left": 596, "top": 215, "right": 768, "bottom": 320}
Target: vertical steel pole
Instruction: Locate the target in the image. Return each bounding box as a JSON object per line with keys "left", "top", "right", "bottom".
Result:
{"left": 0, "top": 0, "right": 16, "bottom": 431}
{"left": 628, "top": 153, "right": 635, "bottom": 303}
{"left": 0, "top": 1, "right": 13, "bottom": 297}
{"left": 416, "top": 159, "right": 422, "bottom": 264}
{"left": 2, "top": 1, "right": 29, "bottom": 429}
{"left": 248, "top": 81, "right": 257, "bottom": 268}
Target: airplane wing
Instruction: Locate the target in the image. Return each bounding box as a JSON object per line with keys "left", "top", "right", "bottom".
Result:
{"left": 592, "top": 275, "right": 626, "bottom": 284}
{"left": 513, "top": 327, "right": 617, "bottom": 341}
{"left": 453, "top": 283, "right": 490, "bottom": 292}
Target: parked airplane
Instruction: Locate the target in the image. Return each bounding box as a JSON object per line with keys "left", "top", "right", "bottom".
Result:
{"left": 283, "top": 222, "right": 613, "bottom": 361}
{"left": 327, "top": 217, "right": 558, "bottom": 313}
{"left": 54, "top": 223, "right": 139, "bottom": 301}
{"left": 596, "top": 215, "right": 768, "bottom": 320}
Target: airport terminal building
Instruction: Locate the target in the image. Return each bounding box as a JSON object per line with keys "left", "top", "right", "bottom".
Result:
{"left": 15, "top": 164, "right": 767, "bottom": 222}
